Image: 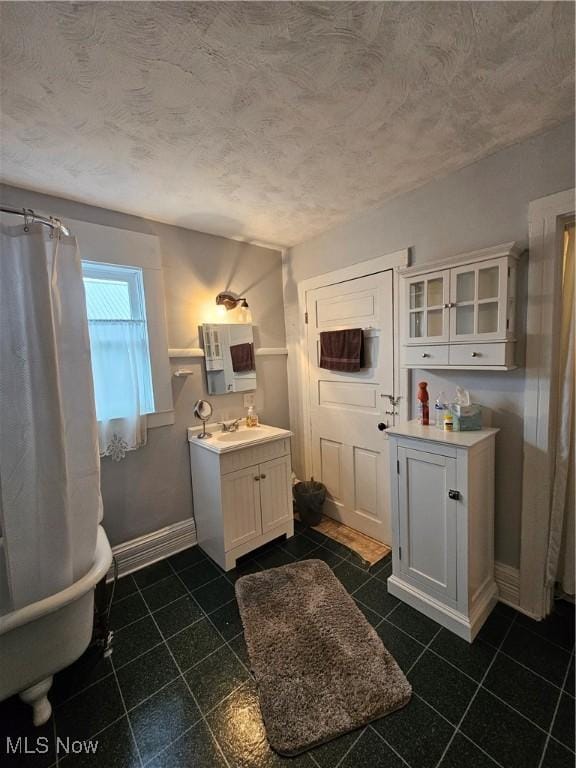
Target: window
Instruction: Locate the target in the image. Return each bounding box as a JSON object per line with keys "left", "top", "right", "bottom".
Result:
{"left": 82, "top": 261, "right": 155, "bottom": 421}
{"left": 70, "top": 218, "right": 173, "bottom": 430}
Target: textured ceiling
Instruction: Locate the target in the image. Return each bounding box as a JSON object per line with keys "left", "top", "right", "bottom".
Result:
{"left": 0, "top": 2, "right": 574, "bottom": 247}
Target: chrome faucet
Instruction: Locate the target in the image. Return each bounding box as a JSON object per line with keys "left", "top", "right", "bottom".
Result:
{"left": 218, "top": 418, "right": 242, "bottom": 433}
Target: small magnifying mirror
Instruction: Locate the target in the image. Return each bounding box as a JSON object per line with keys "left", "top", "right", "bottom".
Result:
{"left": 193, "top": 399, "right": 213, "bottom": 439}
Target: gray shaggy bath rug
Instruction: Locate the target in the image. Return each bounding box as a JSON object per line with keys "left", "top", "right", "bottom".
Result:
{"left": 235, "top": 559, "right": 411, "bottom": 756}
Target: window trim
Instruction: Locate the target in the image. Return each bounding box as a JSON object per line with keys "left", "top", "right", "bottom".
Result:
{"left": 83, "top": 261, "right": 146, "bottom": 322}
{"left": 70, "top": 219, "right": 174, "bottom": 428}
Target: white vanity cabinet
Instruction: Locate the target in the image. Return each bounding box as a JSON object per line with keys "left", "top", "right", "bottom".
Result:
{"left": 386, "top": 421, "right": 499, "bottom": 641}
{"left": 188, "top": 426, "right": 293, "bottom": 570}
{"left": 401, "top": 242, "right": 520, "bottom": 370}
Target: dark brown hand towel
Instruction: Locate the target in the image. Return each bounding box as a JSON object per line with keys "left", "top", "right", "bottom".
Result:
{"left": 319, "top": 329, "right": 365, "bottom": 372}
{"left": 230, "top": 342, "right": 255, "bottom": 372}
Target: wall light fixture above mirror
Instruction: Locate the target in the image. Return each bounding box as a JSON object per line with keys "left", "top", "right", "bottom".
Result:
{"left": 216, "top": 291, "right": 249, "bottom": 311}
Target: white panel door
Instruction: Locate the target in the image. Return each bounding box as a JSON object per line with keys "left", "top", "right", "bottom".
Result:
{"left": 221, "top": 466, "right": 261, "bottom": 549}
{"left": 397, "top": 447, "right": 458, "bottom": 601}
{"left": 259, "top": 456, "right": 292, "bottom": 534}
{"left": 306, "top": 271, "right": 395, "bottom": 543}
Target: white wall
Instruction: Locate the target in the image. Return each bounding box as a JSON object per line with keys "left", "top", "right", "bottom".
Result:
{"left": 0, "top": 184, "right": 288, "bottom": 546}
{"left": 285, "top": 120, "right": 575, "bottom": 568}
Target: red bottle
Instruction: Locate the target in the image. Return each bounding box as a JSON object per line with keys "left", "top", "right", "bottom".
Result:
{"left": 417, "top": 381, "right": 430, "bottom": 425}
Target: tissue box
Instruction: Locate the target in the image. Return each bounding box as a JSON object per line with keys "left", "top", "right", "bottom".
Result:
{"left": 451, "top": 404, "right": 482, "bottom": 431}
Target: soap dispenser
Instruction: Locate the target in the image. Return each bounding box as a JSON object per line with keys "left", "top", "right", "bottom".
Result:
{"left": 246, "top": 405, "right": 259, "bottom": 428}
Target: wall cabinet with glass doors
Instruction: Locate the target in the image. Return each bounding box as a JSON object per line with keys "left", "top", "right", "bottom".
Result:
{"left": 400, "top": 242, "right": 521, "bottom": 370}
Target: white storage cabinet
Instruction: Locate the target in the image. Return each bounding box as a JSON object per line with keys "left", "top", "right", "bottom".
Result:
{"left": 400, "top": 242, "right": 520, "bottom": 370}
{"left": 386, "top": 421, "right": 499, "bottom": 642}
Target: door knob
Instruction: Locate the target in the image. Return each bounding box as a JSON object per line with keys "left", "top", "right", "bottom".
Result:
{"left": 377, "top": 422, "right": 387, "bottom": 431}
{"left": 254, "top": 476, "right": 260, "bottom": 482}
{"left": 260, "top": 474, "right": 266, "bottom": 480}
{"left": 448, "top": 489, "right": 460, "bottom": 500}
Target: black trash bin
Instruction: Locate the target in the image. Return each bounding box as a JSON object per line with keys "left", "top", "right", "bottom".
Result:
{"left": 293, "top": 479, "right": 326, "bottom": 527}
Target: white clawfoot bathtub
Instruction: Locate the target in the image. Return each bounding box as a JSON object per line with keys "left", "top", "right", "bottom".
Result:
{"left": 0, "top": 526, "right": 112, "bottom": 725}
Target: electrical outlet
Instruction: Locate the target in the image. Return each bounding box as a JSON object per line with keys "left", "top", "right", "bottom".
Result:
{"left": 243, "top": 393, "right": 255, "bottom": 408}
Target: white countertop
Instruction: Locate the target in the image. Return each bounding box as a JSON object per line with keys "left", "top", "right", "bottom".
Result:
{"left": 385, "top": 419, "right": 499, "bottom": 448}
{"left": 187, "top": 422, "right": 292, "bottom": 454}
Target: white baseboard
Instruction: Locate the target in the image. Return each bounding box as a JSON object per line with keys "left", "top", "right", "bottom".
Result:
{"left": 495, "top": 561, "right": 520, "bottom": 608}
{"left": 108, "top": 518, "right": 197, "bottom": 580}
{"left": 109, "top": 528, "right": 524, "bottom": 617}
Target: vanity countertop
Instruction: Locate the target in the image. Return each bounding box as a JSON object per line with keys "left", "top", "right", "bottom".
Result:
{"left": 386, "top": 419, "right": 499, "bottom": 448}
{"left": 187, "top": 423, "right": 292, "bottom": 454}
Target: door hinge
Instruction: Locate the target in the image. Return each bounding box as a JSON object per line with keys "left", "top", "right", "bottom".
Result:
{"left": 304, "top": 311, "right": 309, "bottom": 324}
{"left": 508, "top": 267, "right": 511, "bottom": 277}
{"left": 506, "top": 318, "right": 509, "bottom": 329}
{"left": 398, "top": 546, "right": 402, "bottom": 560}
{"left": 396, "top": 459, "right": 400, "bottom": 474}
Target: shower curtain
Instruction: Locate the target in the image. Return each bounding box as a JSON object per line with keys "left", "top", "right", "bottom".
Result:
{"left": 546, "top": 223, "right": 575, "bottom": 597}
{"left": 0, "top": 222, "right": 102, "bottom": 612}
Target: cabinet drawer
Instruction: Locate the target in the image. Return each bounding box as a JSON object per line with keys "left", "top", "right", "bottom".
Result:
{"left": 220, "top": 438, "right": 290, "bottom": 475}
{"left": 448, "top": 343, "right": 507, "bottom": 367}
{"left": 403, "top": 345, "right": 449, "bottom": 366}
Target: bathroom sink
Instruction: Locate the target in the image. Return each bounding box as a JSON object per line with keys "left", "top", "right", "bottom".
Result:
{"left": 215, "top": 428, "right": 268, "bottom": 443}
{"left": 187, "top": 423, "right": 292, "bottom": 453}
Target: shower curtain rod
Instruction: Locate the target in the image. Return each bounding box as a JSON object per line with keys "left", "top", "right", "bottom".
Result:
{"left": 0, "top": 205, "right": 70, "bottom": 236}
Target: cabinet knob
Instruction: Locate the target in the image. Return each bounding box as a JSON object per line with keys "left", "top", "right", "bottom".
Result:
{"left": 260, "top": 474, "right": 266, "bottom": 480}
{"left": 471, "top": 351, "right": 480, "bottom": 358}
{"left": 421, "top": 353, "right": 430, "bottom": 358}
{"left": 448, "top": 489, "right": 461, "bottom": 500}
{"left": 254, "top": 476, "right": 260, "bottom": 482}
{"left": 377, "top": 422, "right": 387, "bottom": 431}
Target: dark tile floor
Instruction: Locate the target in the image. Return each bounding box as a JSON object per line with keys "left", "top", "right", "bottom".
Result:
{"left": 1, "top": 523, "right": 574, "bottom": 768}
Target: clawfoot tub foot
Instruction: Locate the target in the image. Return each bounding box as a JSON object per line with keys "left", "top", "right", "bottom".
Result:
{"left": 19, "top": 676, "right": 53, "bottom": 726}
